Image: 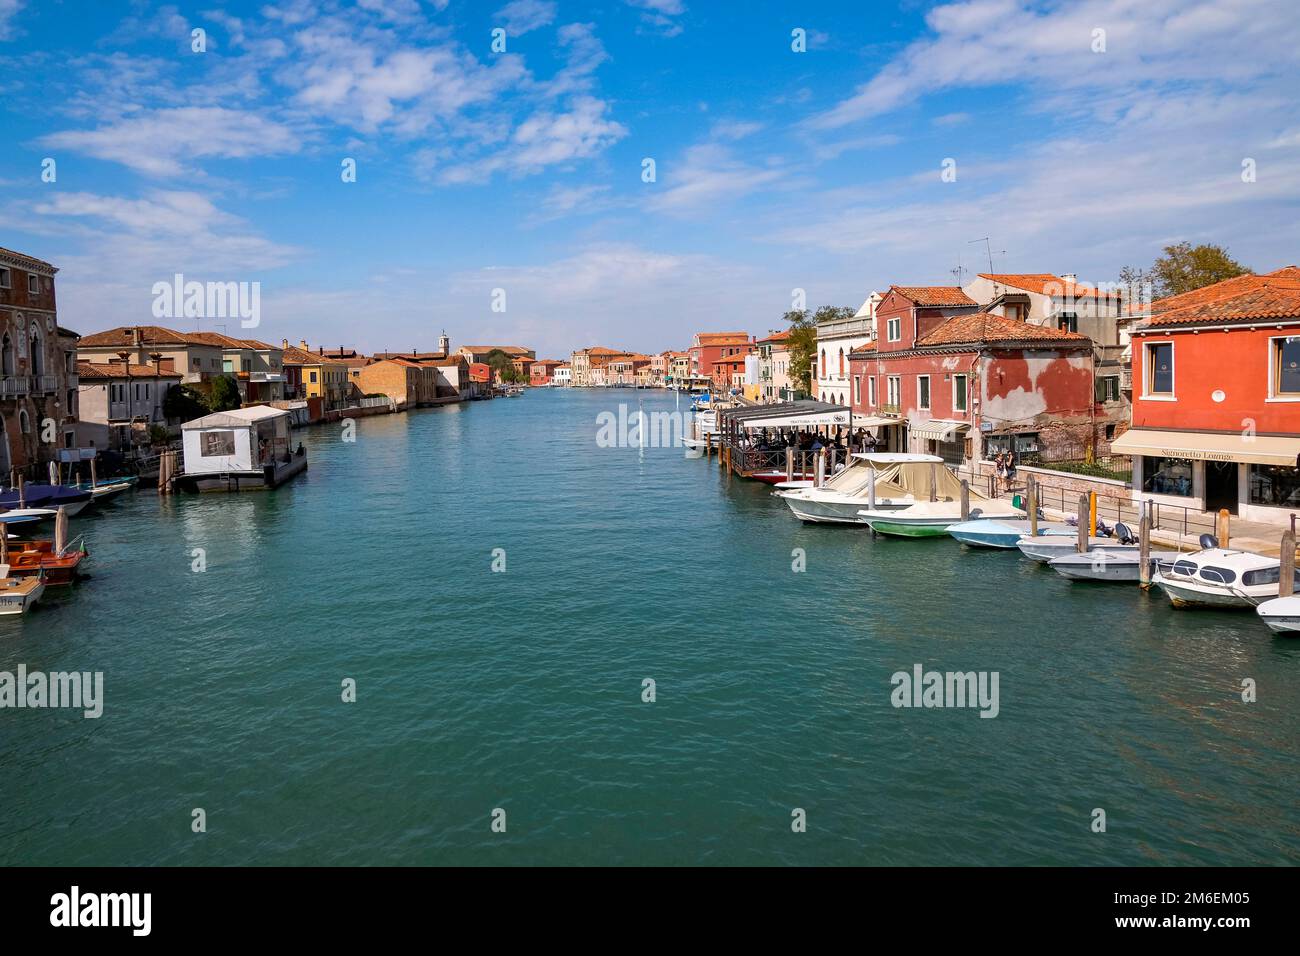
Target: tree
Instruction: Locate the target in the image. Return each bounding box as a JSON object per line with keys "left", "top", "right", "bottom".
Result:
{"left": 163, "top": 384, "right": 207, "bottom": 422}
{"left": 206, "top": 374, "right": 241, "bottom": 412}
{"left": 1121, "top": 242, "right": 1250, "bottom": 300}
{"left": 485, "top": 349, "right": 515, "bottom": 383}
{"left": 784, "top": 305, "right": 857, "bottom": 396}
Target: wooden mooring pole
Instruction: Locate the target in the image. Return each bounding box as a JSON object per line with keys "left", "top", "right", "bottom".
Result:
{"left": 785, "top": 447, "right": 794, "bottom": 482}
{"left": 1280, "top": 530, "right": 1296, "bottom": 598}
{"left": 1077, "top": 494, "right": 1089, "bottom": 554}
{"left": 1138, "top": 511, "right": 1152, "bottom": 588}
{"left": 1027, "top": 475, "right": 1038, "bottom": 536}
{"left": 1217, "top": 509, "right": 1231, "bottom": 548}
{"left": 959, "top": 480, "right": 970, "bottom": 521}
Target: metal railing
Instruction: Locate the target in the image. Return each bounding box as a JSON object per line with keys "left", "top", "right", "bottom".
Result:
{"left": 1015, "top": 479, "right": 1219, "bottom": 539}
{"left": 1, "top": 376, "right": 29, "bottom": 396}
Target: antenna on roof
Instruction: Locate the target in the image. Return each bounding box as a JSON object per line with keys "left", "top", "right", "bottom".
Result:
{"left": 968, "top": 237, "right": 1005, "bottom": 274}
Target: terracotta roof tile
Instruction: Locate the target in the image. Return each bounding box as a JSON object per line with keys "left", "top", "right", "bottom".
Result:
{"left": 916, "top": 311, "right": 1092, "bottom": 347}
{"left": 78, "top": 325, "right": 210, "bottom": 347}
{"left": 1140, "top": 267, "right": 1300, "bottom": 327}
{"left": 77, "top": 361, "right": 182, "bottom": 379}
{"left": 890, "top": 285, "right": 977, "bottom": 307}
{"left": 979, "top": 273, "right": 1122, "bottom": 298}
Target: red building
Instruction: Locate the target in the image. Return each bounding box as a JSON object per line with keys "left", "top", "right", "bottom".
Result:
{"left": 529, "top": 359, "right": 564, "bottom": 386}
{"left": 710, "top": 352, "right": 750, "bottom": 393}
{"left": 689, "top": 332, "right": 750, "bottom": 387}
{"left": 1112, "top": 266, "right": 1300, "bottom": 524}
{"left": 849, "top": 285, "right": 1096, "bottom": 469}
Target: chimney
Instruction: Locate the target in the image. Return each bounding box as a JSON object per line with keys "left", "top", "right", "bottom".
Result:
{"left": 149, "top": 351, "right": 163, "bottom": 373}
{"left": 1062, "top": 273, "right": 1077, "bottom": 284}
{"left": 300, "top": 339, "right": 309, "bottom": 350}
{"left": 281, "top": 338, "right": 289, "bottom": 349}
{"left": 318, "top": 345, "right": 323, "bottom": 355}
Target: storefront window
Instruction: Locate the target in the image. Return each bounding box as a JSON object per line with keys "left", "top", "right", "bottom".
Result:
{"left": 1142, "top": 456, "right": 1193, "bottom": 496}
{"left": 1248, "top": 464, "right": 1300, "bottom": 508}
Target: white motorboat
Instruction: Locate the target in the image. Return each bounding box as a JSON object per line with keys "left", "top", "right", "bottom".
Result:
{"left": 1049, "top": 549, "right": 1181, "bottom": 583}
{"left": 1152, "top": 548, "right": 1296, "bottom": 609}
{"left": 1016, "top": 534, "right": 1138, "bottom": 564}
{"left": 946, "top": 518, "right": 1076, "bottom": 549}
{"left": 1257, "top": 595, "right": 1300, "bottom": 634}
{"left": 776, "top": 453, "right": 943, "bottom": 524}
{"left": 0, "top": 508, "right": 59, "bottom": 529}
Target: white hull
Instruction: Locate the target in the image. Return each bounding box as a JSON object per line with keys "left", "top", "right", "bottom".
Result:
{"left": 1049, "top": 550, "right": 1179, "bottom": 582}
{"left": 1257, "top": 596, "right": 1300, "bottom": 633}
{"left": 0, "top": 578, "right": 44, "bottom": 614}
{"left": 1016, "top": 537, "right": 1136, "bottom": 564}
{"left": 1153, "top": 575, "right": 1258, "bottom": 608}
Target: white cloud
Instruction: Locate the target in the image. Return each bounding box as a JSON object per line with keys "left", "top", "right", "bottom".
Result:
{"left": 496, "top": 0, "right": 556, "bottom": 36}
{"left": 647, "top": 143, "right": 786, "bottom": 215}
{"left": 625, "top": 0, "right": 686, "bottom": 37}
{"left": 0, "top": 0, "right": 24, "bottom": 42}
{"left": 40, "top": 107, "right": 301, "bottom": 176}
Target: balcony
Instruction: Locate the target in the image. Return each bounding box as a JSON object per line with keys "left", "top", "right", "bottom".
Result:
{"left": 38, "top": 375, "right": 58, "bottom": 393}
{"left": 1, "top": 376, "right": 29, "bottom": 397}
{"left": 879, "top": 402, "right": 902, "bottom": 415}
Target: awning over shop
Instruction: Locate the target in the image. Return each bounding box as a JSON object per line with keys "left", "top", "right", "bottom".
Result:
{"left": 854, "top": 415, "right": 903, "bottom": 428}
{"left": 911, "top": 419, "right": 971, "bottom": 441}
{"left": 721, "top": 400, "right": 852, "bottom": 430}
{"left": 1110, "top": 428, "right": 1300, "bottom": 467}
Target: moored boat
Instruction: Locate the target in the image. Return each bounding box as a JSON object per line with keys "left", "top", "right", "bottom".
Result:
{"left": 860, "top": 497, "right": 1025, "bottom": 538}
{"left": 1152, "top": 548, "right": 1296, "bottom": 609}
{"left": 777, "top": 453, "right": 944, "bottom": 524}
{"left": 0, "top": 565, "right": 44, "bottom": 615}
{"left": 946, "top": 518, "right": 1075, "bottom": 549}
{"left": 1015, "top": 535, "right": 1138, "bottom": 564}
{"left": 0, "top": 509, "right": 59, "bottom": 529}
{"left": 5, "top": 538, "right": 88, "bottom": 585}
{"left": 1256, "top": 595, "right": 1300, "bottom": 634}
{"left": 1048, "top": 549, "right": 1180, "bottom": 583}
{"left": 0, "top": 484, "right": 92, "bottom": 516}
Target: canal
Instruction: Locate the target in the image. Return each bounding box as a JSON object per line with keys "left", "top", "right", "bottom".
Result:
{"left": 2, "top": 388, "right": 1298, "bottom": 865}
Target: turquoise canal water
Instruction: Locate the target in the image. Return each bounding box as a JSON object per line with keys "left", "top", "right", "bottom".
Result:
{"left": 2, "top": 388, "right": 1299, "bottom": 866}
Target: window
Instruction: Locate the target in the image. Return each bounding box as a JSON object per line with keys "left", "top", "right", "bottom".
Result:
{"left": 309, "top": 371, "right": 318, "bottom": 383}
{"left": 1142, "top": 456, "right": 1193, "bottom": 496}
{"left": 1145, "top": 342, "right": 1174, "bottom": 395}
{"left": 28, "top": 274, "right": 39, "bottom": 295}
{"left": 1248, "top": 464, "right": 1300, "bottom": 508}
{"left": 0, "top": 333, "right": 12, "bottom": 376}
{"left": 886, "top": 317, "right": 901, "bottom": 342}
{"left": 820, "top": 349, "right": 826, "bottom": 378}
{"left": 953, "top": 373, "right": 968, "bottom": 413}
{"left": 192, "top": 358, "right": 201, "bottom": 369}
{"left": 1096, "top": 375, "right": 1121, "bottom": 403}
{"left": 0, "top": 267, "right": 9, "bottom": 288}
{"left": 917, "top": 375, "right": 931, "bottom": 410}
{"left": 1057, "top": 312, "right": 1078, "bottom": 333}
{"left": 223, "top": 359, "right": 234, "bottom": 373}
{"left": 887, "top": 375, "right": 901, "bottom": 407}
{"left": 1274, "top": 336, "right": 1300, "bottom": 396}
{"left": 868, "top": 376, "right": 877, "bottom": 406}
{"left": 853, "top": 375, "right": 860, "bottom": 405}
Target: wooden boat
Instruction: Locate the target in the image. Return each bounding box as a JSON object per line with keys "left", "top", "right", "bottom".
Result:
{"left": 0, "top": 565, "right": 44, "bottom": 615}
{"left": 5, "top": 539, "right": 88, "bottom": 585}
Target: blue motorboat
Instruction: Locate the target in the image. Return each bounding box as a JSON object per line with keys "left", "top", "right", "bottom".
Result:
{"left": 946, "top": 518, "right": 1076, "bottom": 549}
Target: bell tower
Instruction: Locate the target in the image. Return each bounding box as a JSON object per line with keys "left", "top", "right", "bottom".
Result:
{"left": 438, "top": 331, "right": 450, "bottom": 356}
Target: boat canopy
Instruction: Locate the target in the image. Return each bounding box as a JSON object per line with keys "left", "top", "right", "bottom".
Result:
{"left": 851, "top": 452, "right": 943, "bottom": 464}
{"left": 822, "top": 457, "right": 987, "bottom": 502}
{"left": 182, "top": 405, "right": 291, "bottom": 430}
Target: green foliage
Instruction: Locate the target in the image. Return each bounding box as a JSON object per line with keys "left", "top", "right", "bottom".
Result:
{"left": 1121, "top": 242, "right": 1250, "bottom": 299}
{"left": 1039, "top": 460, "right": 1132, "bottom": 483}
{"left": 783, "top": 305, "right": 856, "bottom": 394}
{"left": 147, "top": 424, "right": 170, "bottom": 446}
{"left": 206, "top": 374, "right": 242, "bottom": 412}
{"left": 163, "top": 384, "right": 207, "bottom": 422}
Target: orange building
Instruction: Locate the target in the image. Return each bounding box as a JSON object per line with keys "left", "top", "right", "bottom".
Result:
{"left": 1113, "top": 267, "right": 1300, "bottom": 524}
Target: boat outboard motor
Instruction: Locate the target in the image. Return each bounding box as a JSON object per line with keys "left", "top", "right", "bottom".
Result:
{"left": 1114, "top": 522, "right": 1136, "bottom": 545}
{"left": 1095, "top": 519, "right": 1112, "bottom": 538}
{"left": 1199, "top": 533, "right": 1220, "bottom": 550}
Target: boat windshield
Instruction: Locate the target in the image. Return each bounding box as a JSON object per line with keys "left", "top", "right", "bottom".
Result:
{"left": 1198, "top": 566, "right": 1237, "bottom": 585}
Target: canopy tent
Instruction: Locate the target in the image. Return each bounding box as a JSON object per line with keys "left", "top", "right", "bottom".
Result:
{"left": 823, "top": 457, "right": 985, "bottom": 503}
{"left": 181, "top": 405, "right": 290, "bottom": 430}
{"left": 853, "top": 415, "right": 903, "bottom": 428}
{"left": 911, "top": 419, "right": 971, "bottom": 441}
{"left": 1110, "top": 428, "right": 1300, "bottom": 467}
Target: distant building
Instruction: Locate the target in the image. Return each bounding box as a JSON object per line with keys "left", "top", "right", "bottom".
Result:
{"left": 458, "top": 345, "right": 535, "bottom": 364}
{"left": 280, "top": 341, "right": 351, "bottom": 409}
{"left": 756, "top": 330, "right": 796, "bottom": 403}
{"left": 78, "top": 325, "right": 223, "bottom": 385}
{"left": 187, "top": 331, "right": 285, "bottom": 403}
{"left": 552, "top": 364, "right": 572, "bottom": 387}
{"left": 688, "top": 332, "right": 750, "bottom": 388}
{"left": 529, "top": 360, "right": 565, "bottom": 386}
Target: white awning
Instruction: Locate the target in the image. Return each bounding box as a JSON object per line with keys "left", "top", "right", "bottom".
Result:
{"left": 1111, "top": 428, "right": 1300, "bottom": 466}
{"left": 744, "top": 410, "right": 852, "bottom": 429}
{"left": 911, "top": 419, "right": 971, "bottom": 441}
{"left": 854, "top": 415, "right": 903, "bottom": 428}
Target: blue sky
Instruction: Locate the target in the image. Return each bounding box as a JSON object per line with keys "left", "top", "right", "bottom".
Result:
{"left": 1, "top": 0, "right": 1297, "bottom": 359}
